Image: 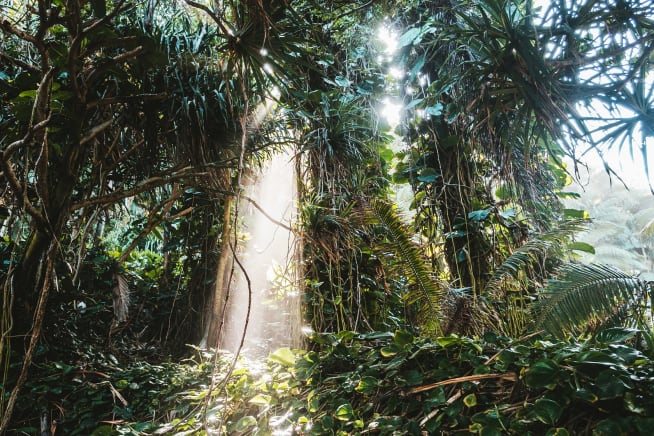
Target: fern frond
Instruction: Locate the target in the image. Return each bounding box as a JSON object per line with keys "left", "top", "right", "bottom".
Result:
{"left": 486, "top": 219, "right": 590, "bottom": 292}
{"left": 533, "top": 263, "right": 648, "bottom": 337}
{"left": 365, "top": 199, "right": 446, "bottom": 335}
{"left": 640, "top": 216, "right": 654, "bottom": 242}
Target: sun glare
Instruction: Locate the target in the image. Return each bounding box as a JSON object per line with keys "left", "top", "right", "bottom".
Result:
{"left": 381, "top": 97, "right": 402, "bottom": 127}
{"left": 377, "top": 23, "right": 398, "bottom": 54}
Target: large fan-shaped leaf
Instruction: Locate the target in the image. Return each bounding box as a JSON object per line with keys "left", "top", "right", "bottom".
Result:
{"left": 486, "top": 219, "right": 590, "bottom": 292}
{"left": 533, "top": 263, "right": 649, "bottom": 337}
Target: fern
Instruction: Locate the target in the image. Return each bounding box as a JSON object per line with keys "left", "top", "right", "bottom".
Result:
{"left": 533, "top": 263, "right": 649, "bottom": 337}
{"left": 486, "top": 219, "right": 590, "bottom": 292}
{"left": 365, "top": 199, "right": 446, "bottom": 335}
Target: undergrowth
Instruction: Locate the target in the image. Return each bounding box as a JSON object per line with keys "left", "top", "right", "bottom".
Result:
{"left": 9, "top": 329, "right": 654, "bottom": 434}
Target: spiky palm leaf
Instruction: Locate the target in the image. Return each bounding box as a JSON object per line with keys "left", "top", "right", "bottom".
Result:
{"left": 364, "top": 199, "right": 447, "bottom": 335}
{"left": 486, "top": 219, "right": 590, "bottom": 292}
{"left": 533, "top": 263, "right": 650, "bottom": 337}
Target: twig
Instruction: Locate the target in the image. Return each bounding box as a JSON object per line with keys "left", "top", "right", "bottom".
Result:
{"left": 242, "top": 195, "right": 293, "bottom": 231}
{"left": 407, "top": 372, "right": 517, "bottom": 395}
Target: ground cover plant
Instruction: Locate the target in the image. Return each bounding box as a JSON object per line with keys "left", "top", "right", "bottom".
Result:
{"left": 1, "top": 0, "right": 653, "bottom": 433}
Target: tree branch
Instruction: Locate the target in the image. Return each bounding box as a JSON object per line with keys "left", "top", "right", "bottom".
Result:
{"left": 0, "top": 18, "right": 38, "bottom": 43}
{"left": 69, "top": 166, "right": 227, "bottom": 211}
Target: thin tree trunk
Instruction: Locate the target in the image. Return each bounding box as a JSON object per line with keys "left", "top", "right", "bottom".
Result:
{"left": 0, "top": 242, "right": 56, "bottom": 432}
{"left": 203, "top": 195, "right": 234, "bottom": 348}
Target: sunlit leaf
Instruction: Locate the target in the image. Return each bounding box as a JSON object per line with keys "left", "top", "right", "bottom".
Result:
{"left": 249, "top": 394, "right": 274, "bottom": 406}
{"left": 269, "top": 347, "right": 296, "bottom": 367}
{"left": 424, "top": 103, "right": 443, "bottom": 116}
{"left": 233, "top": 416, "right": 257, "bottom": 431}
{"left": 399, "top": 28, "right": 421, "bottom": 47}
{"left": 463, "top": 393, "right": 477, "bottom": 408}
{"left": 568, "top": 242, "right": 595, "bottom": 254}
{"left": 335, "top": 402, "right": 354, "bottom": 421}
{"left": 393, "top": 329, "right": 414, "bottom": 346}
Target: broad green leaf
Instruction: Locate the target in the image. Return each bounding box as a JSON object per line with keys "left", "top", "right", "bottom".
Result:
{"left": 379, "top": 147, "right": 395, "bottom": 162}
{"left": 405, "top": 98, "right": 424, "bottom": 110}
{"left": 359, "top": 331, "right": 393, "bottom": 340}
{"left": 335, "top": 402, "right": 354, "bottom": 421}
{"left": 417, "top": 167, "right": 440, "bottom": 182}
{"left": 401, "top": 369, "right": 424, "bottom": 386}
{"left": 424, "top": 103, "right": 443, "bottom": 116}
{"left": 468, "top": 208, "right": 492, "bottom": 222}
{"left": 524, "top": 359, "right": 559, "bottom": 388}
{"left": 594, "top": 371, "right": 631, "bottom": 399}
{"left": 355, "top": 376, "right": 380, "bottom": 394}
{"left": 568, "top": 242, "right": 595, "bottom": 254}
{"left": 463, "top": 393, "right": 477, "bottom": 407}
{"left": 233, "top": 416, "right": 257, "bottom": 431}
{"left": 381, "top": 343, "right": 402, "bottom": 357}
{"left": 269, "top": 347, "right": 296, "bottom": 367}
{"left": 574, "top": 388, "right": 598, "bottom": 403}
{"left": 408, "top": 54, "right": 426, "bottom": 81}
{"left": 532, "top": 398, "right": 562, "bottom": 425}
{"left": 436, "top": 335, "right": 464, "bottom": 347}
{"left": 249, "top": 394, "right": 273, "bottom": 406}
{"left": 18, "top": 89, "right": 37, "bottom": 98}
{"left": 594, "top": 327, "right": 638, "bottom": 344}
{"left": 399, "top": 28, "right": 421, "bottom": 47}
{"left": 393, "top": 329, "right": 414, "bottom": 346}
{"left": 334, "top": 76, "right": 350, "bottom": 87}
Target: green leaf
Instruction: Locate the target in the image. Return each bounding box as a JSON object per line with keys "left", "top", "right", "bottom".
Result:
{"left": 381, "top": 343, "right": 402, "bottom": 357}
{"left": 335, "top": 402, "right": 354, "bottom": 421}
{"left": 563, "top": 208, "right": 589, "bottom": 219}
{"left": 18, "top": 89, "right": 37, "bottom": 98}
{"left": 532, "top": 398, "right": 562, "bottom": 425}
{"left": 334, "top": 76, "right": 350, "bottom": 87}
{"left": 405, "top": 98, "right": 424, "bottom": 110}
{"left": 379, "top": 147, "right": 395, "bottom": 162}
{"left": 269, "top": 347, "right": 296, "bottom": 367}
{"left": 568, "top": 242, "right": 595, "bottom": 254}
{"left": 393, "top": 330, "right": 414, "bottom": 346}
{"left": 574, "top": 388, "right": 598, "bottom": 403}
{"left": 355, "top": 376, "right": 380, "bottom": 394}
{"left": 399, "top": 28, "right": 421, "bottom": 47}
{"left": 233, "top": 416, "right": 257, "bottom": 431}
{"left": 594, "top": 327, "right": 638, "bottom": 344}
{"left": 424, "top": 103, "right": 443, "bottom": 116}
{"left": 463, "top": 393, "right": 477, "bottom": 408}
{"left": 594, "top": 371, "right": 630, "bottom": 399}
{"left": 468, "top": 208, "right": 492, "bottom": 222}
{"left": 436, "top": 335, "right": 464, "bottom": 347}
{"left": 417, "top": 167, "right": 440, "bottom": 182}
{"left": 249, "top": 394, "right": 274, "bottom": 406}
{"left": 408, "top": 54, "right": 426, "bottom": 81}
{"left": 524, "top": 359, "right": 559, "bottom": 388}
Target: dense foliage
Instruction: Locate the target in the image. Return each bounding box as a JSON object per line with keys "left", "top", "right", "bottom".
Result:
{"left": 1, "top": 0, "right": 653, "bottom": 433}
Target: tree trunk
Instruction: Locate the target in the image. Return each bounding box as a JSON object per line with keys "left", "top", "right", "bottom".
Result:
{"left": 202, "top": 195, "right": 234, "bottom": 348}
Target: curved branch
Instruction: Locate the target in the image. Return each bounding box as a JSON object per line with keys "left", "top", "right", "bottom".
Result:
{"left": 70, "top": 166, "right": 232, "bottom": 211}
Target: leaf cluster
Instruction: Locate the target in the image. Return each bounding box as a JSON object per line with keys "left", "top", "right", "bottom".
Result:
{"left": 293, "top": 331, "right": 654, "bottom": 435}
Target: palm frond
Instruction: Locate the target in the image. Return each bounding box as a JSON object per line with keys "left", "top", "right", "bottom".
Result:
{"left": 364, "top": 199, "right": 447, "bottom": 335}
{"left": 640, "top": 217, "right": 654, "bottom": 242}
{"left": 533, "top": 263, "right": 649, "bottom": 337}
{"left": 486, "top": 219, "right": 590, "bottom": 291}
